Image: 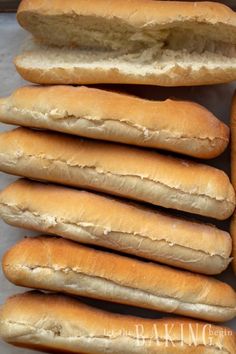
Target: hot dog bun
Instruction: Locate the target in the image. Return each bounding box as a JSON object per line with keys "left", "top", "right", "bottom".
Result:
{"left": 0, "top": 128, "right": 234, "bottom": 219}
{"left": 0, "top": 85, "right": 229, "bottom": 159}
{"left": 2, "top": 236, "right": 236, "bottom": 322}
{"left": 16, "top": 0, "right": 236, "bottom": 86}
{"left": 0, "top": 179, "right": 232, "bottom": 275}
{"left": 0, "top": 292, "right": 235, "bottom": 353}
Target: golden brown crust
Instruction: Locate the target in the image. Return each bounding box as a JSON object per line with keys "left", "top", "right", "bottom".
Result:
{"left": 2, "top": 236, "right": 236, "bottom": 322}
{"left": 0, "top": 85, "right": 229, "bottom": 159}
{"left": 0, "top": 292, "right": 235, "bottom": 354}
{"left": 17, "top": 0, "right": 236, "bottom": 30}
{"left": 0, "top": 128, "right": 234, "bottom": 219}
{"left": 0, "top": 179, "right": 233, "bottom": 275}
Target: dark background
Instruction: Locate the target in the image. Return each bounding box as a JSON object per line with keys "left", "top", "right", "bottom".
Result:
{"left": 0, "top": 1, "right": 20, "bottom": 12}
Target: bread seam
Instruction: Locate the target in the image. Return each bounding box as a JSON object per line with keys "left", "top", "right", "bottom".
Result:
{"left": 0, "top": 319, "right": 230, "bottom": 353}
{"left": 0, "top": 203, "right": 230, "bottom": 260}
{"left": 9, "top": 153, "right": 234, "bottom": 205}
{"left": 2, "top": 105, "right": 228, "bottom": 144}
{"left": 5, "top": 263, "right": 235, "bottom": 311}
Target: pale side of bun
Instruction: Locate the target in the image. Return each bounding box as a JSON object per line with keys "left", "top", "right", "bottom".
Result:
{"left": 15, "top": 1, "right": 236, "bottom": 86}
{"left": 3, "top": 236, "right": 236, "bottom": 322}
{"left": 0, "top": 128, "right": 234, "bottom": 219}
{"left": 0, "top": 179, "right": 233, "bottom": 275}
{"left": 230, "top": 91, "right": 236, "bottom": 275}
{"left": 0, "top": 86, "right": 229, "bottom": 158}
{"left": 0, "top": 292, "right": 235, "bottom": 353}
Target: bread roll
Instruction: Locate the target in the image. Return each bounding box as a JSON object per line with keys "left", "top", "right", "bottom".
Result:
{"left": 15, "top": 0, "right": 236, "bottom": 86}
{"left": 3, "top": 236, "right": 236, "bottom": 322}
{"left": 0, "top": 86, "right": 229, "bottom": 159}
{"left": 0, "top": 292, "right": 235, "bottom": 353}
{"left": 0, "top": 128, "right": 234, "bottom": 219}
{"left": 0, "top": 179, "right": 232, "bottom": 275}
{"left": 230, "top": 90, "right": 236, "bottom": 275}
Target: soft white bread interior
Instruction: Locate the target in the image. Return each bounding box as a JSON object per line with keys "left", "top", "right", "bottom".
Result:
{"left": 3, "top": 236, "right": 236, "bottom": 322}
{"left": 15, "top": 0, "right": 236, "bottom": 86}
{"left": 0, "top": 128, "right": 234, "bottom": 219}
{"left": 230, "top": 91, "right": 236, "bottom": 275}
{"left": 0, "top": 179, "right": 233, "bottom": 275}
{"left": 0, "top": 292, "right": 235, "bottom": 354}
{"left": 0, "top": 85, "right": 229, "bottom": 159}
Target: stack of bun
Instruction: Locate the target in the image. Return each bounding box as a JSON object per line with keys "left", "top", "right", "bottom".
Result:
{"left": 0, "top": 1, "right": 236, "bottom": 353}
